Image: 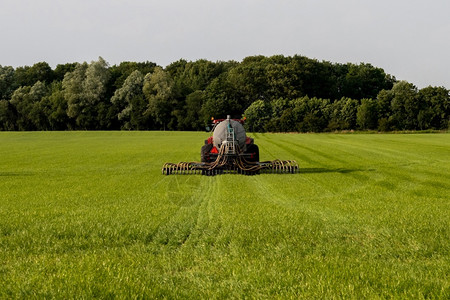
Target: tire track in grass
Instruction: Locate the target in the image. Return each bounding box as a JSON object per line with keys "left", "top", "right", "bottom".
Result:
{"left": 181, "top": 176, "right": 223, "bottom": 248}
{"left": 150, "top": 174, "right": 226, "bottom": 250}
{"left": 148, "top": 176, "right": 214, "bottom": 249}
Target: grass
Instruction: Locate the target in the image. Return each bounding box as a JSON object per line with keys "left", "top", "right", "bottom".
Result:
{"left": 0, "top": 131, "right": 449, "bottom": 298}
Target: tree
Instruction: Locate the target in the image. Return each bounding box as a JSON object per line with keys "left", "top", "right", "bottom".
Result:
{"left": 10, "top": 86, "right": 33, "bottom": 130}
{"left": 278, "top": 108, "right": 295, "bottom": 132}
{"left": 109, "top": 61, "right": 156, "bottom": 93}
{"left": 418, "top": 86, "right": 450, "bottom": 129}
{"left": 293, "top": 56, "right": 337, "bottom": 100}
{"left": 54, "top": 63, "right": 77, "bottom": 82}
{"left": 167, "top": 59, "right": 226, "bottom": 95}
{"left": 225, "top": 56, "right": 270, "bottom": 108}
{"left": 389, "top": 81, "right": 419, "bottom": 130}
{"left": 83, "top": 58, "right": 110, "bottom": 106}
{"left": 376, "top": 89, "right": 393, "bottom": 119}
{"left": 143, "top": 67, "right": 174, "bottom": 130}
{"left": 14, "top": 62, "right": 54, "bottom": 87}
{"left": 111, "top": 70, "right": 147, "bottom": 129}
{"left": 0, "top": 65, "right": 15, "bottom": 100}
{"left": 182, "top": 90, "right": 206, "bottom": 130}
{"left": 43, "top": 82, "right": 70, "bottom": 130}
{"left": 295, "top": 97, "right": 330, "bottom": 132}
{"left": 63, "top": 57, "right": 110, "bottom": 129}
{"left": 158, "top": 60, "right": 223, "bottom": 130}
{"left": 0, "top": 100, "right": 16, "bottom": 130}
{"left": 10, "top": 81, "right": 48, "bottom": 130}
{"left": 243, "top": 100, "right": 272, "bottom": 132}
{"left": 327, "top": 97, "right": 359, "bottom": 130}
{"left": 357, "top": 98, "right": 378, "bottom": 130}
{"left": 63, "top": 62, "right": 88, "bottom": 126}
{"left": 200, "top": 96, "right": 241, "bottom": 126}
{"left": 342, "top": 63, "right": 395, "bottom": 100}
{"left": 265, "top": 98, "right": 290, "bottom": 132}
{"left": 28, "top": 82, "right": 51, "bottom": 130}
{"left": 286, "top": 97, "right": 310, "bottom": 131}
{"left": 376, "top": 88, "right": 394, "bottom": 131}
{"left": 264, "top": 55, "right": 301, "bottom": 100}
{"left": 340, "top": 97, "right": 359, "bottom": 129}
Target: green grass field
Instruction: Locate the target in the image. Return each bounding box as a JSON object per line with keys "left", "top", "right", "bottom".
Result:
{"left": 0, "top": 131, "right": 449, "bottom": 298}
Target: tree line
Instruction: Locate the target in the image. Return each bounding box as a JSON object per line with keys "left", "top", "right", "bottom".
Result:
{"left": 0, "top": 55, "right": 448, "bottom": 132}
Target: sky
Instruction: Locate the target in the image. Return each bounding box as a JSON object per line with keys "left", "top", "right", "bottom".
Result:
{"left": 1, "top": 0, "right": 449, "bottom": 88}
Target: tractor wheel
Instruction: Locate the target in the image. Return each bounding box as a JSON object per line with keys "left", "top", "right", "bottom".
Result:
{"left": 246, "top": 144, "right": 259, "bottom": 162}
{"left": 201, "top": 144, "right": 213, "bottom": 163}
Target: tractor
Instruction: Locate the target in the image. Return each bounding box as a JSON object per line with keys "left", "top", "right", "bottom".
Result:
{"left": 162, "top": 115, "right": 298, "bottom": 175}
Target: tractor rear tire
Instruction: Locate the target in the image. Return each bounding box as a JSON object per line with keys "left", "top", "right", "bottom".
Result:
{"left": 201, "top": 144, "right": 213, "bottom": 163}
{"left": 246, "top": 144, "right": 259, "bottom": 162}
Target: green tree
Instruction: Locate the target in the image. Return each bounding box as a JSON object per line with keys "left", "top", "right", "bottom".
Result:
{"left": 340, "top": 97, "right": 359, "bottom": 129}
{"left": 390, "top": 81, "right": 419, "bottom": 130}
{"left": 200, "top": 96, "right": 241, "bottom": 126}
{"left": 376, "top": 89, "right": 393, "bottom": 120}
{"left": 243, "top": 99, "right": 272, "bottom": 132}
{"left": 201, "top": 72, "right": 245, "bottom": 126}
{"left": 286, "top": 97, "right": 310, "bottom": 131}
{"left": 111, "top": 70, "right": 147, "bottom": 129}
{"left": 0, "top": 100, "right": 16, "bottom": 130}
{"left": 10, "top": 81, "right": 48, "bottom": 130}
{"left": 376, "top": 89, "right": 394, "bottom": 131}
{"left": 327, "top": 97, "right": 359, "bottom": 130}
{"left": 292, "top": 56, "right": 337, "bottom": 100}
{"left": 182, "top": 90, "right": 206, "bottom": 130}
{"left": 167, "top": 59, "right": 226, "bottom": 94}
{"left": 109, "top": 61, "right": 156, "bottom": 93}
{"left": 225, "top": 56, "right": 270, "bottom": 108}
{"left": 342, "top": 63, "right": 395, "bottom": 100}
{"left": 14, "top": 62, "right": 54, "bottom": 87}
{"left": 357, "top": 98, "right": 378, "bottom": 130}
{"left": 0, "top": 65, "right": 15, "bottom": 100}
{"left": 265, "top": 98, "right": 290, "bottom": 132}
{"left": 43, "top": 82, "right": 70, "bottom": 130}
{"left": 63, "top": 57, "right": 110, "bottom": 129}
{"left": 54, "top": 63, "right": 77, "bottom": 82}
{"left": 63, "top": 62, "right": 88, "bottom": 126}
{"left": 295, "top": 97, "right": 330, "bottom": 132}
{"left": 264, "top": 55, "right": 301, "bottom": 100}
{"left": 278, "top": 108, "right": 295, "bottom": 132}
{"left": 143, "top": 67, "right": 174, "bottom": 130}
{"left": 418, "top": 86, "right": 450, "bottom": 129}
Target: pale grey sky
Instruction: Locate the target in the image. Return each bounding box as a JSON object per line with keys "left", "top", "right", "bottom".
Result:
{"left": 1, "top": 0, "right": 449, "bottom": 88}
